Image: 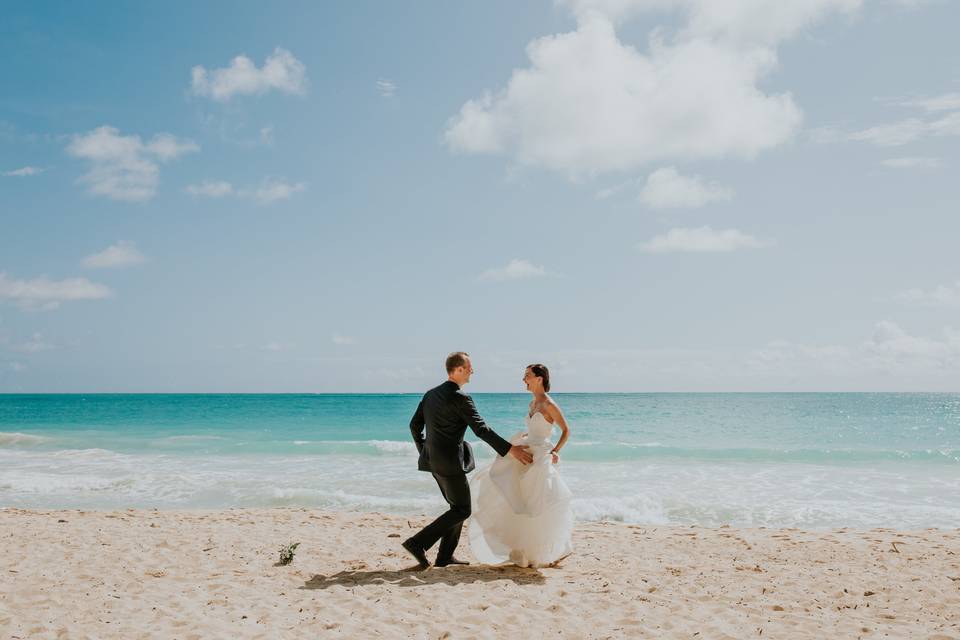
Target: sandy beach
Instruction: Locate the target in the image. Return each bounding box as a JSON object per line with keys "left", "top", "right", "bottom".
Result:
{"left": 0, "top": 509, "right": 957, "bottom": 639}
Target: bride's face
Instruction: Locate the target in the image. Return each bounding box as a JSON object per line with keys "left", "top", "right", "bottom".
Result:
{"left": 523, "top": 368, "right": 541, "bottom": 392}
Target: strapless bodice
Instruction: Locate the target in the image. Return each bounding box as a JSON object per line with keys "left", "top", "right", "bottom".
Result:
{"left": 524, "top": 412, "right": 555, "bottom": 444}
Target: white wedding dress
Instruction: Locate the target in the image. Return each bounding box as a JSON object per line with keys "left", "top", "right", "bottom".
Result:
{"left": 468, "top": 411, "right": 573, "bottom": 567}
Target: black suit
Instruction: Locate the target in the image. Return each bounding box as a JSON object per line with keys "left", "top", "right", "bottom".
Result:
{"left": 408, "top": 380, "right": 512, "bottom": 561}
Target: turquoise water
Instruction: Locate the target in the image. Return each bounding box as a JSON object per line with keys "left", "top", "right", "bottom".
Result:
{"left": 2, "top": 393, "right": 959, "bottom": 527}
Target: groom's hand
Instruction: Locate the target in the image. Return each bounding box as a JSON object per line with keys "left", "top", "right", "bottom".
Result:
{"left": 508, "top": 444, "right": 533, "bottom": 465}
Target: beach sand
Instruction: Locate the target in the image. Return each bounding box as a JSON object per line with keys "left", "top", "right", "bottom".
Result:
{"left": 1, "top": 508, "right": 958, "bottom": 639}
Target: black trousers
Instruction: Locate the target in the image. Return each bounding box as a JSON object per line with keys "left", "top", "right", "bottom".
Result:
{"left": 411, "top": 472, "right": 471, "bottom": 561}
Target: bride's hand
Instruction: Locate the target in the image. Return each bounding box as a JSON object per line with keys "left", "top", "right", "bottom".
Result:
{"left": 551, "top": 452, "right": 560, "bottom": 465}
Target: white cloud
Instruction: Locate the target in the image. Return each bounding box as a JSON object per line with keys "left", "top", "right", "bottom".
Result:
{"left": 144, "top": 134, "right": 200, "bottom": 161}
{"left": 639, "top": 226, "right": 769, "bottom": 253}
{"left": 849, "top": 118, "right": 928, "bottom": 146}
{"left": 897, "top": 92, "right": 960, "bottom": 112}
{"left": 562, "top": 0, "right": 862, "bottom": 41}
{"left": 0, "top": 272, "right": 113, "bottom": 311}
{"left": 895, "top": 280, "right": 960, "bottom": 308}
{"left": 243, "top": 179, "right": 306, "bottom": 205}
{"left": 639, "top": 167, "right": 733, "bottom": 208}
{"left": 262, "top": 341, "right": 287, "bottom": 352}
{"left": 82, "top": 241, "right": 147, "bottom": 269}
{"left": 886, "top": 0, "right": 943, "bottom": 7}
{"left": 188, "top": 178, "right": 305, "bottom": 204}
{"left": 929, "top": 111, "right": 960, "bottom": 136}
{"left": 445, "top": 0, "right": 861, "bottom": 178}
{"left": 849, "top": 100, "right": 960, "bottom": 147}
{"left": 478, "top": 259, "right": 549, "bottom": 282}
{"left": 191, "top": 48, "right": 307, "bottom": 101}
{"left": 186, "top": 180, "right": 234, "bottom": 197}
{"left": 688, "top": 321, "right": 960, "bottom": 388}
{"left": 863, "top": 320, "right": 960, "bottom": 370}
{"left": 748, "top": 340, "right": 855, "bottom": 375}
{"left": 332, "top": 334, "right": 356, "bottom": 345}
{"left": 3, "top": 166, "right": 44, "bottom": 177}
{"left": 595, "top": 181, "right": 632, "bottom": 199}
{"left": 67, "top": 126, "right": 198, "bottom": 202}
{"left": 376, "top": 79, "right": 396, "bottom": 97}
{"left": 744, "top": 321, "right": 960, "bottom": 382}
{"left": 881, "top": 156, "right": 941, "bottom": 169}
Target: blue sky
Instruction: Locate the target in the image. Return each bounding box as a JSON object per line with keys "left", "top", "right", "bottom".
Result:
{"left": 1, "top": 0, "right": 959, "bottom": 392}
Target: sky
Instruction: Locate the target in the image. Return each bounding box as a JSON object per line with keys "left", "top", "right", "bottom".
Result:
{"left": 1, "top": 0, "right": 959, "bottom": 392}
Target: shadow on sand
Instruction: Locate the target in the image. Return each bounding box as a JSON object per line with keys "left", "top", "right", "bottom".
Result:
{"left": 301, "top": 565, "right": 546, "bottom": 589}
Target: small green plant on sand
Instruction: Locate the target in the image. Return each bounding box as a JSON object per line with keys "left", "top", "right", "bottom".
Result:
{"left": 278, "top": 542, "right": 300, "bottom": 566}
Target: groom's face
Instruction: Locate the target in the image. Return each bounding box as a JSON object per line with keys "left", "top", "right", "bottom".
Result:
{"left": 458, "top": 359, "right": 474, "bottom": 384}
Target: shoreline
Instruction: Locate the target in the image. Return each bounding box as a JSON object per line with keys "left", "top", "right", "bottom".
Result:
{"left": 2, "top": 508, "right": 958, "bottom": 639}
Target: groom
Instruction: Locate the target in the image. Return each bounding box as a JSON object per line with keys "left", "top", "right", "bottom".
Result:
{"left": 402, "top": 351, "right": 532, "bottom": 568}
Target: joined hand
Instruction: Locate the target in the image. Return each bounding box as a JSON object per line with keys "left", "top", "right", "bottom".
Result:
{"left": 508, "top": 444, "right": 533, "bottom": 465}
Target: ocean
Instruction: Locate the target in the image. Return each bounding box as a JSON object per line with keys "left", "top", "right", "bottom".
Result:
{"left": 2, "top": 393, "right": 958, "bottom": 528}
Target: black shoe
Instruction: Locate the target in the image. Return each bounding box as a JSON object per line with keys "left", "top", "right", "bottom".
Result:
{"left": 401, "top": 538, "right": 430, "bottom": 568}
{"left": 435, "top": 557, "right": 470, "bottom": 567}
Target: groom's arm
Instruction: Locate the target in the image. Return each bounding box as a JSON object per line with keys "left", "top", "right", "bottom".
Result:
{"left": 409, "top": 399, "right": 426, "bottom": 455}
{"left": 459, "top": 395, "right": 512, "bottom": 457}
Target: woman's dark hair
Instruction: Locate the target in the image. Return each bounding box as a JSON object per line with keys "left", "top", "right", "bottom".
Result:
{"left": 527, "top": 363, "right": 550, "bottom": 392}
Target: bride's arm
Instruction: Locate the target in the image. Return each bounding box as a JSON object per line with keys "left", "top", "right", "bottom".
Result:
{"left": 543, "top": 400, "right": 570, "bottom": 463}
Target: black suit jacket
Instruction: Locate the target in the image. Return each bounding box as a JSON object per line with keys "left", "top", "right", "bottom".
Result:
{"left": 409, "top": 380, "right": 512, "bottom": 476}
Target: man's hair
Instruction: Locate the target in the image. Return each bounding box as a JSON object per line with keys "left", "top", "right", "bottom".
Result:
{"left": 445, "top": 351, "right": 470, "bottom": 374}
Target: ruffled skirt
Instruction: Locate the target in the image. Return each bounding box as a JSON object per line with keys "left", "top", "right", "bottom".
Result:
{"left": 468, "top": 432, "right": 573, "bottom": 567}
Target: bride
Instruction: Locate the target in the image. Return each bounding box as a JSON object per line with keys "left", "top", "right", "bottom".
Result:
{"left": 468, "top": 363, "right": 573, "bottom": 567}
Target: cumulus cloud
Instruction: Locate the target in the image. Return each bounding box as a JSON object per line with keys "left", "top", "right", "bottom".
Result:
{"left": 639, "top": 226, "right": 769, "bottom": 253}
{"left": 376, "top": 79, "right": 396, "bottom": 97}
{"left": 745, "top": 321, "right": 960, "bottom": 382}
{"left": 242, "top": 179, "right": 306, "bottom": 205}
{"left": 478, "top": 259, "right": 549, "bottom": 282}
{"left": 187, "top": 178, "right": 305, "bottom": 204}
{"left": 0, "top": 272, "right": 113, "bottom": 311}
{"left": 639, "top": 167, "right": 733, "bottom": 208}
{"left": 3, "top": 166, "right": 44, "bottom": 177}
{"left": 445, "top": 0, "right": 861, "bottom": 178}
{"left": 67, "top": 126, "right": 198, "bottom": 202}
{"left": 191, "top": 48, "right": 307, "bottom": 101}
{"left": 185, "top": 180, "right": 234, "bottom": 197}
{"left": 863, "top": 320, "right": 960, "bottom": 370}
{"left": 82, "top": 241, "right": 147, "bottom": 269}
{"left": 895, "top": 280, "right": 960, "bottom": 308}
{"left": 881, "top": 156, "right": 941, "bottom": 169}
